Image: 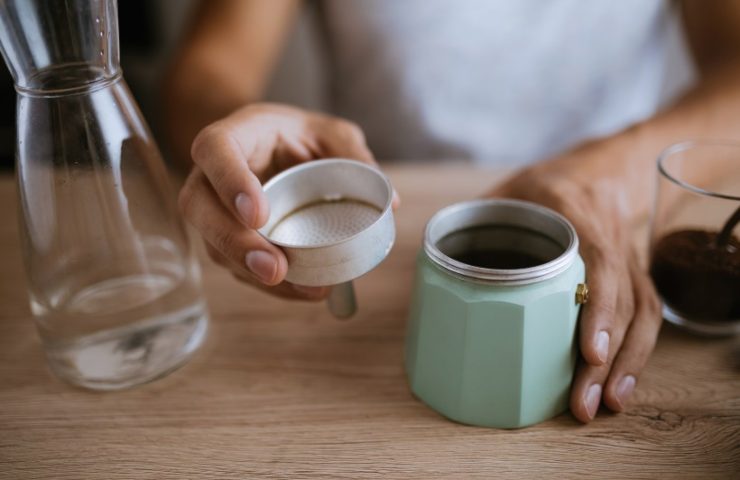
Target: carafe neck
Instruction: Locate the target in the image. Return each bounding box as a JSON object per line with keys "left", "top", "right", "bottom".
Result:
{"left": 0, "top": 0, "right": 120, "bottom": 94}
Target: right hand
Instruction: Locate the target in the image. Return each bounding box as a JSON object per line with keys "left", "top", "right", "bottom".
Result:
{"left": 179, "top": 103, "right": 392, "bottom": 300}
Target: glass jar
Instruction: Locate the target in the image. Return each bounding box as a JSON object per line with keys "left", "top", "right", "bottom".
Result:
{"left": 0, "top": 0, "right": 209, "bottom": 389}
{"left": 649, "top": 141, "right": 740, "bottom": 336}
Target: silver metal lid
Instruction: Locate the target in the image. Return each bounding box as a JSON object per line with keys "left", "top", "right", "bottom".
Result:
{"left": 423, "top": 199, "right": 579, "bottom": 285}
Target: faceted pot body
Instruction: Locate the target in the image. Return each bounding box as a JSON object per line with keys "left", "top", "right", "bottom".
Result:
{"left": 405, "top": 251, "right": 585, "bottom": 428}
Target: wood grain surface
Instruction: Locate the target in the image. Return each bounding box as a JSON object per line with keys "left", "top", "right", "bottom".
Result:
{"left": 0, "top": 167, "right": 738, "bottom": 479}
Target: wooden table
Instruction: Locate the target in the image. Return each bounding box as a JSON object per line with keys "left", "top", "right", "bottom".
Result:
{"left": 1, "top": 167, "right": 738, "bottom": 479}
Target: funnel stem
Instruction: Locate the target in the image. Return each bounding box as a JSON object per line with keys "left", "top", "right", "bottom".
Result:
{"left": 328, "top": 281, "right": 357, "bottom": 319}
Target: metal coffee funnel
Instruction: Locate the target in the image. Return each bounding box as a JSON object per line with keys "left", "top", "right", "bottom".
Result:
{"left": 259, "top": 159, "right": 395, "bottom": 318}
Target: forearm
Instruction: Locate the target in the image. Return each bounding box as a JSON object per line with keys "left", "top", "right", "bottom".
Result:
{"left": 164, "top": 47, "right": 261, "bottom": 169}
{"left": 624, "top": 63, "right": 740, "bottom": 210}
{"left": 543, "top": 62, "right": 740, "bottom": 222}
{"left": 163, "top": 0, "right": 300, "bottom": 168}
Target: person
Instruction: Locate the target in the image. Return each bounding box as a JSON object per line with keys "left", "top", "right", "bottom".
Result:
{"left": 163, "top": 0, "right": 740, "bottom": 423}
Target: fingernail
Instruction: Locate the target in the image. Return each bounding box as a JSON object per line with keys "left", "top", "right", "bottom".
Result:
{"left": 392, "top": 190, "right": 401, "bottom": 207}
{"left": 615, "top": 375, "right": 636, "bottom": 410}
{"left": 585, "top": 384, "right": 602, "bottom": 420}
{"left": 292, "top": 284, "right": 328, "bottom": 298}
{"left": 595, "top": 330, "right": 610, "bottom": 364}
{"left": 235, "top": 193, "right": 254, "bottom": 226}
{"left": 246, "top": 251, "right": 277, "bottom": 283}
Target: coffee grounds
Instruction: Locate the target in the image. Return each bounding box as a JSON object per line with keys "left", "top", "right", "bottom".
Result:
{"left": 650, "top": 229, "right": 740, "bottom": 321}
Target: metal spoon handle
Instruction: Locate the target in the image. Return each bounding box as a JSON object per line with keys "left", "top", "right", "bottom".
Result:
{"left": 716, "top": 205, "right": 740, "bottom": 249}
{"left": 327, "top": 281, "right": 357, "bottom": 319}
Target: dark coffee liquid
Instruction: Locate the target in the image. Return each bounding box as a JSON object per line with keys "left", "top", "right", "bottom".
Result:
{"left": 650, "top": 229, "right": 740, "bottom": 321}
{"left": 437, "top": 225, "right": 560, "bottom": 270}
{"left": 451, "top": 248, "right": 547, "bottom": 269}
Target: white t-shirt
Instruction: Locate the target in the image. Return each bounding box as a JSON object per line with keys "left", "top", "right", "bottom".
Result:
{"left": 320, "top": 0, "right": 696, "bottom": 165}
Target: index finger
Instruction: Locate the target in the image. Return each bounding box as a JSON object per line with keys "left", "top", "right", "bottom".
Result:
{"left": 190, "top": 123, "right": 272, "bottom": 229}
{"left": 309, "top": 115, "right": 401, "bottom": 208}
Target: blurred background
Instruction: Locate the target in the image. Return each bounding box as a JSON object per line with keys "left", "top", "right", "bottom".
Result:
{"left": 0, "top": 0, "right": 326, "bottom": 171}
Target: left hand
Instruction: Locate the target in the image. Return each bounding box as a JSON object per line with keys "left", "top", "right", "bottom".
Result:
{"left": 489, "top": 145, "right": 663, "bottom": 423}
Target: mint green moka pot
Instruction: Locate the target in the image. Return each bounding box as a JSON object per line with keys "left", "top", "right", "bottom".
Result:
{"left": 405, "top": 199, "right": 587, "bottom": 428}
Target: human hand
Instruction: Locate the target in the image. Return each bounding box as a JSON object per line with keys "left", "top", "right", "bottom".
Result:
{"left": 179, "top": 103, "right": 396, "bottom": 300}
{"left": 489, "top": 144, "right": 663, "bottom": 423}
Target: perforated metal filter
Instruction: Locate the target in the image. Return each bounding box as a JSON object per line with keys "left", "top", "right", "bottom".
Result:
{"left": 267, "top": 199, "right": 382, "bottom": 247}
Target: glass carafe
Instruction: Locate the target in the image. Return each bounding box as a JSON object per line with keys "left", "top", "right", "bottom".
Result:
{"left": 0, "top": 0, "right": 209, "bottom": 389}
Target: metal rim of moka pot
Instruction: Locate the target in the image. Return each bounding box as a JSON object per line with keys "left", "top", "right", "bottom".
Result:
{"left": 423, "top": 198, "right": 579, "bottom": 285}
